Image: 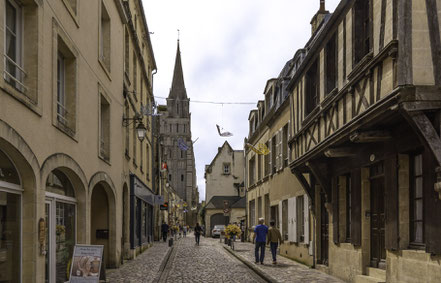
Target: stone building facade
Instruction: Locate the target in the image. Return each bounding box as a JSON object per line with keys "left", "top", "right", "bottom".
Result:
{"left": 158, "top": 41, "right": 198, "bottom": 227}
{"left": 121, "top": 0, "right": 157, "bottom": 260}
{"left": 204, "top": 141, "right": 245, "bottom": 236}
{"left": 0, "top": 0, "right": 157, "bottom": 282}
{"left": 288, "top": 0, "right": 441, "bottom": 282}
{"left": 245, "top": 56, "right": 313, "bottom": 266}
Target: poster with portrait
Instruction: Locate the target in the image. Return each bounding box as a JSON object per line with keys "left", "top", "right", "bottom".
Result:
{"left": 69, "top": 245, "right": 104, "bottom": 283}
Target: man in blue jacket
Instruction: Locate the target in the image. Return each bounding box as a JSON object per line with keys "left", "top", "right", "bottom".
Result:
{"left": 253, "top": 218, "right": 268, "bottom": 264}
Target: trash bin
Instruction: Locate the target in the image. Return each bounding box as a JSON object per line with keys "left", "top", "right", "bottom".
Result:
{"left": 169, "top": 238, "right": 173, "bottom": 247}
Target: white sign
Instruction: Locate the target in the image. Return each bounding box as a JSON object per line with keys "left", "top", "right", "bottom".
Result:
{"left": 69, "top": 245, "right": 104, "bottom": 283}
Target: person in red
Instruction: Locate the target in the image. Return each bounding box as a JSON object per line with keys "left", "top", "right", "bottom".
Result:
{"left": 253, "top": 218, "right": 268, "bottom": 264}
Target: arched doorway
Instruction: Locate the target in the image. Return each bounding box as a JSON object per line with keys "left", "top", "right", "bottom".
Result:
{"left": 210, "top": 213, "right": 229, "bottom": 232}
{"left": 91, "top": 183, "right": 109, "bottom": 266}
{"left": 45, "top": 169, "right": 77, "bottom": 283}
{"left": 0, "top": 149, "right": 22, "bottom": 282}
{"left": 121, "top": 183, "right": 129, "bottom": 262}
{"left": 89, "top": 177, "right": 116, "bottom": 268}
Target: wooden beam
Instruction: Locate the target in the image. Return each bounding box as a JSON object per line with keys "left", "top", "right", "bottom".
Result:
{"left": 349, "top": 130, "right": 392, "bottom": 143}
{"left": 292, "top": 169, "right": 315, "bottom": 206}
{"left": 324, "top": 147, "right": 357, "bottom": 158}
{"left": 306, "top": 161, "right": 331, "bottom": 201}
{"left": 401, "top": 101, "right": 441, "bottom": 112}
{"left": 401, "top": 110, "right": 441, "bottom": 166}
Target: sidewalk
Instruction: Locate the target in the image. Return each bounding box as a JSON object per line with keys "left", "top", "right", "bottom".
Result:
{"left": 223, "top": 241, "right": 344, "bottom": 283}
{"left": 107, "top": 240, "right": 171, "bottom": 283}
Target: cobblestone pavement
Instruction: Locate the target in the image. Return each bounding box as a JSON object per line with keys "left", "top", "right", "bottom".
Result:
{"left": 158, "top": 235, "right": 266, "bottom": 283}
{"left": 230, "top": 241, "right": 345, "bottom": 283}
{"left": 107, "top": 240, "right": 170, "bottom": 283}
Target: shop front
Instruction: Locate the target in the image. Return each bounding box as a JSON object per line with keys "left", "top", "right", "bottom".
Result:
{"left": 130, "top": 174, "right": 154, "bottom": 253}
{"left": 0, "top": 149, "right": 21, "bottom": 283}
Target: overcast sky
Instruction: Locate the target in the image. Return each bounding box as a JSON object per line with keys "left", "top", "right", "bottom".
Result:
{"left": 143, "top": 0, "right": 341, "bottom": 202}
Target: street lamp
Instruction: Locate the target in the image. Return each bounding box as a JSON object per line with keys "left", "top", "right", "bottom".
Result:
{"left": 123, "top": 113, "right": 147, "bottom": 142}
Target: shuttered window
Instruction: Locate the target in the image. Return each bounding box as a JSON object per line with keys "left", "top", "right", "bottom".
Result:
{"left": 297, "top": 196, "right": 305, "bottom": 242}
{"left": 346, "top": 174, "right": 352, "bottom": 241}
{"left": 410, "top": 153, "right": 424, "bottom": 246}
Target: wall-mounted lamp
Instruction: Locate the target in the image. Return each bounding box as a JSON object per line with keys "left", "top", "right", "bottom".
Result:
{"left": 123, "top": 113, "right": 147, "bottom": 142}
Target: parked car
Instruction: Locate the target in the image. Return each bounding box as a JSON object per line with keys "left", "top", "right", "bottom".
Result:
{"left": 211, "top": 225, "right": 225, "bottom": 237}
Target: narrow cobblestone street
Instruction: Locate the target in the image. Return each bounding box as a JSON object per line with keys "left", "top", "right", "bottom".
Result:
{"left": 107, "top": 235, "right": 345, "bottom": 283}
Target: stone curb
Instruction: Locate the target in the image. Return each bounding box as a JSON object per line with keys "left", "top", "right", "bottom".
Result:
{"left": 223, "top": 245, "right": 278, "bottom": 283}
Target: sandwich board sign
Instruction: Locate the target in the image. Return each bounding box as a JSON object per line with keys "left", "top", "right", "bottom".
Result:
{"left": 69, "top": 244, "right": 104, "bottom": 283}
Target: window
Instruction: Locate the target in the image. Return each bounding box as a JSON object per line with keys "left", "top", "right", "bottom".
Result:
{"left": 271, "top": 136, "right": 276, "bottom": 173}
{"left": 4, "top": 0, "right": 23, "bottom": 91}
{"left": 305, "top": 59, "right": 319, "bottom": 116}
{"left": 282, "top": 199, "right": 288, "bottom": 240}
{"left": 169, "top": 124, "right": 172, "bottom": 133}
{"left": 326, "top": 33, "right": 337, "bottom": 94}
{"left": 4, "top": 0, "right": 39, "bottom": 104}
{"left": 54, "top": 30, "right": 77, "bottom": 136}
{"left": 176, "top": 124, "right": 179, "bottom": 133}
{"left": 257, "top": 154, "right": 262, "bottom": 180}
{"left": 282, "top": 125, "right": 288, "bottom": 167}
{"left": 140, "top": 139, "right": 143, "bottom": 171}
{"left": 223, "top": 163, "right": 230, "bottom": 175}
{"left": 125, "top": 102, "right": 130, "bottom": 157}
{"left": 297, "top": 196, "right": 305, "bottom": 242}
{"left": 124, "top": 28, "right": 130, "bottom": 75}
{"left": 181, "top": 174, "right": 184, "bottom": 182}
{"left": 264, "top": 141, "right": 270, "bottom": 176}
{"left": 183, "top": 124, "right": 186, "bottom": 133}
{"left": 346, "top": 175, "right": 352, "bottom": 241}
{"left": 180, "top": 150, "right": 184, "bottom": 159}
{"left": 169, "top": 174, "right": 172, "bottom": 181}
{"left": 410, "top": 153, "right": 424, "bottom": 245}
{"left": 133, "top": 52, "right": 137, "bottom": 96}
{"left": 132, "top": 122, "right": 137, "bottom": 165}
{"left": 57, "top": 52, "right": 67, "bottom": 125}
{"left": 249, "top": 156, "right": 256, "bottom": 185}
{"left": 99, "top": 93, "right": 110, "bottom": 161}
{"left": 258, "top": 197, "right": 262, "bottom": 219}
{"left": 99, "top": 2, "right": 111, "bottom": 71}
{"left": 249, "top": 200, "right": 256, "bottom": 226}
{"left": 146, "top": 144, "right": 150, "bottom": 179}
{"left": 354, "top": 0, "right": 371, "bottom": 64}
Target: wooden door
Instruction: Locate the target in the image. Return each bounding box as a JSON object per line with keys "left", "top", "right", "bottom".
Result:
{"left": 370, "top": 163, "right": 386, "bottom": 269}
{"left": 320, "top": 192, "right": 329, "bottom": 265}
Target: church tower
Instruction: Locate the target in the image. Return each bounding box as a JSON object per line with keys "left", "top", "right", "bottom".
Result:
{"left": 159, "top": 40, "right": 198, "bottom": 225}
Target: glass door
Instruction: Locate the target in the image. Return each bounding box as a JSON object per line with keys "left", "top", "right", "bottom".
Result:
{"left": 45, "top": 198, "right": 76, "bottom": 283}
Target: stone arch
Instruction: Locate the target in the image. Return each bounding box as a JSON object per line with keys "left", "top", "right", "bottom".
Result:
{"left": 0, "top": 119, "right": 39, "bottom": 282}
{"left": 89, "top": 172, "right": 117, "bottom": 268}
{"left": 210, "top": 213, "right": 230, "bottom": 235}
{"left": 121, "top": 182, "right": 130, "bottom": 262}
{"left": 40, "top": 153, "right": 88, "bottom": 243}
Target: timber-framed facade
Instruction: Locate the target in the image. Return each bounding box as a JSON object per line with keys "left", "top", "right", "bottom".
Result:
{"left": 288, "top": 0, "right": 441, "bottom": 282}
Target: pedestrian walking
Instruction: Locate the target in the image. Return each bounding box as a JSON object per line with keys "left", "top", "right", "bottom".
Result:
{"left": 194, "top": 223, "right": 203, "bottom": 245}
{"left": 267, "top": 220, "right": 283, "bottom": 264}
{"left": 161, "top": 221, "right": 169, "bottom": 242}
{"left": 183, "top": 225, "right": 187, "bottom": 237}
{"left": 253, "top": 218, "right": 268, "bottom": 265}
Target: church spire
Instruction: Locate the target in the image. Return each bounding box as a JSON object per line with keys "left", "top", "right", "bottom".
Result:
{"left": 168, "top": 39, "right": 187, "bottom": 100}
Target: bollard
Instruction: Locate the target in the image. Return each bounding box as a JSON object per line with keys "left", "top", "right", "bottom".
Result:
{"left": 168, "top": 238, "right": 173, "bottom": 247}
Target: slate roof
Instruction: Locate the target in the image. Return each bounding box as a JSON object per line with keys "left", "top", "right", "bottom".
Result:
{"left": 205, "top": 196, "right": 246, "bottom": 209}
{"left": 168, "top": 41, "right": 187, "bottom": 100}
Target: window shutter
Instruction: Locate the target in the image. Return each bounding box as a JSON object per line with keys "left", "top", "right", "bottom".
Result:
{"left": 279, "top": 130, "right": 283, "bottom": 170}
{"left": 278, "top": 201, "right": 283, "bottom": 236}
{"left": 288, "top": 197, "right": 297, "bottom": 243}
{"left": 332, "top": 177, "right": 339, "bottom": 244}
{"left": 269, "top": 140, "right": 272, "bottom": 172}
{"left": 385, "top": 155, "right": 398, "bottom": 250}
{"left": 276, "top": 132, "right": 279, "bottom": 169}
{"left": 423, "top": 150, "right": 441, "bottom": 254}
{"left": 304, "top": 195, "right": 309, "bottom": 244}
{"left": 351, "top": 168, "right": 362, "bottom": 246}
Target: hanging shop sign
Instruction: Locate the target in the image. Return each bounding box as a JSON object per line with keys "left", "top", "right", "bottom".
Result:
{"left": 69, "top": 245, "right": 104, "bottom": 283}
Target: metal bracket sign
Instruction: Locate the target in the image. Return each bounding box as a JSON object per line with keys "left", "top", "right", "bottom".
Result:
{"left": 69, "top": 245, "right": 104, "bottom": 283}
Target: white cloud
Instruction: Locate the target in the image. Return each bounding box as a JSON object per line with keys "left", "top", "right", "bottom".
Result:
{"left": 143, "top": 0, "right": 341, "bottom": 201}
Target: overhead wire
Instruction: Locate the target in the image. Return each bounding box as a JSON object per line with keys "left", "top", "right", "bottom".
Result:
{"left": 154, "top": 96, "right": 255, "bottom": 105}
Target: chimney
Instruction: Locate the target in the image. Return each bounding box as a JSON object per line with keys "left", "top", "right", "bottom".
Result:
{"left": 311, "top": 0, "right": 329, "bottom": 35}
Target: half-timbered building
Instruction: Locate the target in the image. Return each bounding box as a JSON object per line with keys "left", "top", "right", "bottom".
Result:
{"left": 288, "top": 0, "right": 441, "bottom": 282}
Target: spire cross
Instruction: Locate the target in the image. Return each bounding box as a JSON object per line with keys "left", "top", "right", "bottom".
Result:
{"left": 177, "top": 29, "right": 180, "bottom": 41}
